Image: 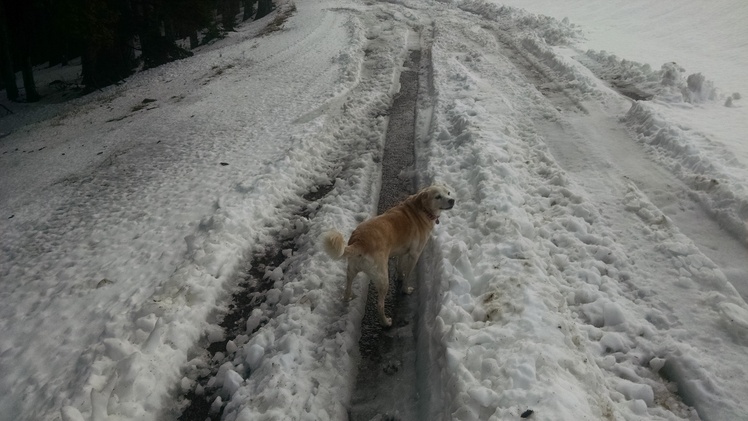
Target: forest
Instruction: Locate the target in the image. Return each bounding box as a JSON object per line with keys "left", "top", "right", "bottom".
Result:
{"left": 0, "top": 0, "right": 273, "bottom": 102}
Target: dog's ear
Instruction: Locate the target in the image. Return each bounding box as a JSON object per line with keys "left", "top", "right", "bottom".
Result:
{"left": 413, "top": 187, "right": 434, "bottom": 210}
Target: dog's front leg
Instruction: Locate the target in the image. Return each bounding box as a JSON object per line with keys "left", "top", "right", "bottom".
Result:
{"left": 397, "top": 254, "right": 416, "bottom": 295}
{"left": 400, "top": 240, "right": 429, "bottom": 294}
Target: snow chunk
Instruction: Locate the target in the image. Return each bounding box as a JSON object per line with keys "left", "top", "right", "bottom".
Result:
{"left": 265, "top": 267, "right": 283, "bottom": 283}
{"left": 467, "top": 386, "right": 500, "bottom": 407}
{"left": 206, "top": 324, "right": 225, "bottom": 344}
{"left": 60, "top": 407, "right": 85, "bottom": 421}
{"left": 649, "top": 357, "right": 666, "bottom": 372}
{"left": 629, "top": 399, "right": 648, "bottom": 415}
{"left": 245, "top": 344, "right": 265, "bottom": 371}
{"left": 266, "top": 288, "right": 282, "bottom": 306}
{"left": 599, "top": 332, "right": 629, "bottom": 353}
{"left": 603, "top": 302, "right": 626, "bottom": 326}
{"left": 226, "top": 340, "right": 238, "bottom": 354}
{"left": 246, "top": 308, "right": 264, "bottom": 333}
{"left": 210, "top": 396, "right": 223, "bottom": 414}
{"left": 718, "top": 302, "right": 748, "bottom": 330}
{"left": 613, "top": 378, "right": 654, "bottom": 406}
{"left": 223, "top": 369, "right": 244, "bottom": 397}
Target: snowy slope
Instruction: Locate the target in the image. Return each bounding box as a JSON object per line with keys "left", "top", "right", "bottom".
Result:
{"left": 1, "top": 1, "right": 747, "bottom": 421}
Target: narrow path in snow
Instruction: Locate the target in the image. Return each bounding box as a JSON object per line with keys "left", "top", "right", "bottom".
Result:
{"left": 348, "top": 49, "right": 424, "bottom": 421}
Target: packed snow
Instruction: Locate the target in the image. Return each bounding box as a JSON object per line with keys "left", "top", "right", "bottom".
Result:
{"left": 1, "top": 1, "right": 747, "bottom": 421}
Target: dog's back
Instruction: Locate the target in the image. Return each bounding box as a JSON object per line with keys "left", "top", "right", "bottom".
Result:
{"left": 323, "top": 218, "right": 398, "bottom": 261}
{"left": 323, "top": 195, "right": 437, "bottom": 262}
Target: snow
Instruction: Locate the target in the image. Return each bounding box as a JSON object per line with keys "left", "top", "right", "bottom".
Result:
{"left": 1, "top": 0, "right": 747, "bottom": 420}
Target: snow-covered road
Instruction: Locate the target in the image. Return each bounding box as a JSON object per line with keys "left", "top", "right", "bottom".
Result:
{"left": 1, "top": 0, "right": 747, "bottom": 420}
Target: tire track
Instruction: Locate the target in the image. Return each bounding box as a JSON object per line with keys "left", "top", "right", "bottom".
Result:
{"left": 177, "top": 183, "right": 336, "bottom": 421}
{"left": 175, "top": 10, "right": 408, "bottom": 419}
{"left": 486, "top": 20, "right": 748, "bottom": 302}
{"left": 348, "top": 47, "right": 427, "bottom": 421}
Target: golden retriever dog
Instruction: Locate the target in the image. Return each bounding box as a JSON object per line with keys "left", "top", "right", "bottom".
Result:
{"left": 323, "top": 185, "right": 455, "bottom": 326}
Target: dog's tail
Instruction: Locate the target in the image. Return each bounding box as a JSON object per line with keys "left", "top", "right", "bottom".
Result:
{"left": 322, "top": 230, "right": 347, "bottom": 259}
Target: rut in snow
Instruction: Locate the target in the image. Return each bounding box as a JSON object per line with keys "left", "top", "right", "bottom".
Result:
{"left": 177, "top": 184, "right": 336, "bottom": 421}
{"left": 348, "top": 48, "right": 431, "bottom": 421}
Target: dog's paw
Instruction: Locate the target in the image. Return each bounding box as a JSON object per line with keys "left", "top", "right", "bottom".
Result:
{"left": 403, "top": 286, "right": 414, "bottom": 295}
{"left": 382, "top": 317, "right": 392, "bottom": 327}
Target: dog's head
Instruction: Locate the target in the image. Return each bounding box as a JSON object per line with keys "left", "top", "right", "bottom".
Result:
{"left": 416, "top": 185, "right": 455, "bottom": 215}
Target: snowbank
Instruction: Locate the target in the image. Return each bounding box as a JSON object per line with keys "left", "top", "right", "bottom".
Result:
{"left": 418, "top": 6, "right": 748, "bottom": 419}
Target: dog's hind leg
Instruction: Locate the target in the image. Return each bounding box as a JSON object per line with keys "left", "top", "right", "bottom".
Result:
{"left": 343, "top": 262, "right": 358, "bottom": 301}
{"left": 372, "top": 264, "right": 392, "bottom": 327}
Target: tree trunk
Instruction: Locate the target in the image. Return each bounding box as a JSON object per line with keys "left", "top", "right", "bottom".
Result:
{"left": 80, "top": 42, "right": 99, "bottom": 90}
{"left": 79, "top": 0, "right": 135, "bottom": 93}
{"left": 137, "top": 0, "right": 191, "bottom": 69}
{"left": 0, "top": 0, "right": 18, "bottom": 101}
{"left": 222, "top": 0, "right": 239, "bottom": 31}
{"left": 255, "top": 0, "right": 272, "bottom": 20}
{"left": 242, "top": 0, "right": 255, "bottom": 21}
{"left": 189, "top": 31, "right": 199, "bottom": 49}
{"left": 60, "top": 39, "right": 69, "bottom": 66}
{"left": 20, "top": 55, "right": 39, "bottom": 101}
{"left": 10, "top": 1, "right": 39, "bottom": 101}
{"left": 80, "top": 44, "right": 94, "bottom": 89}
